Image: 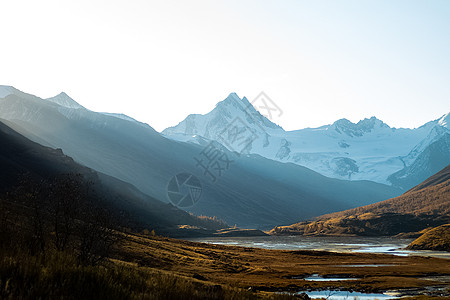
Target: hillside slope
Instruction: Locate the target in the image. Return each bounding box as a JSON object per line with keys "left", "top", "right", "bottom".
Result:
{"left": 271, "top": 165, "right": 450, "bottom": 236}
{"left": 0, "top": 120, "right": 225, "bottom": 235}
{"left": 406, "top": 224, "right": 450, "bottom": 252}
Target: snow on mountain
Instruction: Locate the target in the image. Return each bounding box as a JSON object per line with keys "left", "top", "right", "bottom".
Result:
{"left": 164, "top": 93, "right": 281, "bottom": 137}
{"left": 388, "top": 132, "right": 450, "bottom": 189}
{"left": 163, "top": 93, "right": 283, "bottom": 153}
{"left": 45, "top": 92, "right": 84, "bottom": 109}
{"left": 402, "top": 124, "right": 449, "bottom": 166}
{"left": 330, "top": 117, "right": 390, "bottom": 137}
{"left": 0, "top": 87, "right": 402, "bottom": 227}
{"left": 256, "top": 116, "right": 437, "bottom": 185}
{"left": 438, "top": 113, "right": 449, "bottom": 128}
{"left": 162, "top": 93, "right": 450, "bottom": 187}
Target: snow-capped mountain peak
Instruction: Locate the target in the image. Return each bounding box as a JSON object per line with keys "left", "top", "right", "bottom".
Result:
{"left": 358, "top": 116, "right": 389, "bottom": 129}
{"left": 215, "top": 93, "right": 257, "bottom": 115}
{"left": 215, "top": 93, "right": 245, "bottom": 112}
{"left": 162, "top": 93, "right": 449, "bottom": 187}
{"left": 45, "top": 92, "right": 84, "bottom": 109}
{"left": 220, "top": 92, "right": 241, "bottom": 103}
{"left": 331, "top": 116, "right": 390, "bottom": 137}
{"left": 163, "top": 93, "right": 283, "bottom": 140}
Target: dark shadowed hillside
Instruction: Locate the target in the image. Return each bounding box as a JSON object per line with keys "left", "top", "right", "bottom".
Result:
{"left": 0, "top": 120, "right": 226, "bottom": 235}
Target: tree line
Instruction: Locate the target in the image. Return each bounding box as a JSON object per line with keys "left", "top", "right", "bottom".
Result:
{"left": 0, "top": 173, "right": 120, "bottom": 265}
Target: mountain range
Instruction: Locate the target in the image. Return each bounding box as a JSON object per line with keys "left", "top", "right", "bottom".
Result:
{"left": 163, "top": 93, "right": 450, "bottom": 190}
{"left": 0, "top": 86, "right": 402, "bottom": 228}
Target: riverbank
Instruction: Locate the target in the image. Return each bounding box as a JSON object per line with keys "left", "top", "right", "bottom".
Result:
{"left": 116, "top": 233, "right": 450, "bottom": 298}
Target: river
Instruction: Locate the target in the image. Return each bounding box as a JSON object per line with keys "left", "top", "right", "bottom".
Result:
{"left": 187, "top": 235, "right": 450, "bottom": 259}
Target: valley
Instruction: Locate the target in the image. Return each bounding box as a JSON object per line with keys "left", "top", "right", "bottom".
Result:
{"left": 116, "top": 233, "right": 450, "bottom": 298}
{"left": 1, "top": 86, "right": 449, "bottom": 299}
{"left": 2, "top": 2, "right": 450, "bottom": 299}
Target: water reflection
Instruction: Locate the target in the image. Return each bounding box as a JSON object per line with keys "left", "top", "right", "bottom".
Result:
{"left": 298, "top": 274, "right": 359, "bottom": 281}
{"left": 304, "top": 290, "right": 397, "bottom": 300}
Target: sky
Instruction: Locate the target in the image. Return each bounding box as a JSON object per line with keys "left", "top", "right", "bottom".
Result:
{"left": 1, "top": 0, "right": 449, "bottom": 131}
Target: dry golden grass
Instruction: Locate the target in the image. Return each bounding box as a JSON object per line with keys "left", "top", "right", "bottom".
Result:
{"left": 2, "top": 228, "right": 449, "bottom": 299}
{"left": 407, "top": 224, "right": 450, "bottom": 251}
{"left": 270, "top": 177, "right": 450, "bottom": 236}
{"left": 114, "top": 233, "right": 450, "bottom": 295}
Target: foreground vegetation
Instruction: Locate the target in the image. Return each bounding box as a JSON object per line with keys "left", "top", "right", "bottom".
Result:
{"left": 116, "top": 234, "right": 450, "bottom": 296}
{"left": 3, "top": 232, "right": 450, "bottom": 300}
{"left": 1, "top": 249, "right": 294, "bottom": 300}
{"left": 0, "top": 175, "right": 297, "bottom": 299}
{"left": 1, "top": 174, "right": 449, "bottom": 299}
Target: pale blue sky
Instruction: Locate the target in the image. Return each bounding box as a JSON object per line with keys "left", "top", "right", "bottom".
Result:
{"left": 1, "top": 0, "right": 449, "bottom": 131}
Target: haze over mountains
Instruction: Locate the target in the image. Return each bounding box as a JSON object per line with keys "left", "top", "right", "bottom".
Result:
{"left": 0, "top": 119, "right": 222, "bottom": 235}
{"left": 0, "top": 86, "right": 403, "bottom": 228}
{"left": 163, "top": 93, "right": 450, "bottom": 190}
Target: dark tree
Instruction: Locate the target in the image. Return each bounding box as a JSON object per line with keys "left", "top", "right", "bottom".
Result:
{"left": 4, "top": 173, "right": 121, "bottom": 265}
